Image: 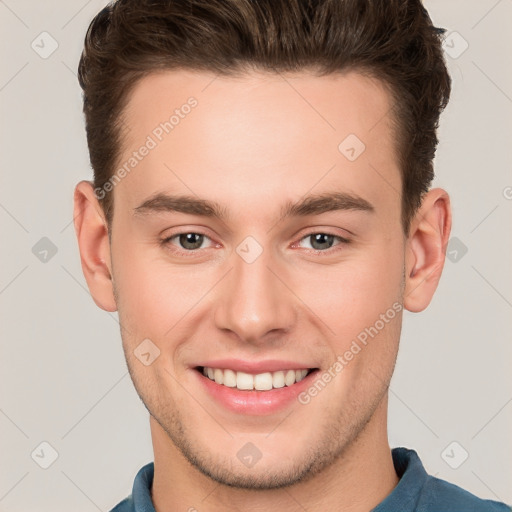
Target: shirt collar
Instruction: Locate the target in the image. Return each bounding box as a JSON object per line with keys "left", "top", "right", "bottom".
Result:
{"left": 131, "top": 461, "right": 155, "bottom": 512}
{"left": 127, "top": 447, "right": 425, "bottom": 512}
{"left": 371, "top": 447, "right": 428, "bottom": 512}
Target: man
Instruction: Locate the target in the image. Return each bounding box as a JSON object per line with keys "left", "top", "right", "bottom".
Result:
{"left": 73, "top": 0, "right": 510, "bottom": 511}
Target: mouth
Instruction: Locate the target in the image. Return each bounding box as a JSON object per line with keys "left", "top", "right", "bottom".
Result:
{"left": 192, "top": 365, "right": 321, "bottom": 415}
{"left": 195, "top": 366, "right": 318, "bottom": 391}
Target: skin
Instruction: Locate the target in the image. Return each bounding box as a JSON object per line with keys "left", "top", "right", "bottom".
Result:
{"left": 74, "top": 69, "right": 451, "bottom": 512}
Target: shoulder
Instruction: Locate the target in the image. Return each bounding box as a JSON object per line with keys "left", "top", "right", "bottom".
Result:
{"left": 109, "top": 495, "right": 134, "bottom": 512}
{"left": 381, "top": 448, "right": 511, "bottom": 512}
{"left": 108, "top": 462, "right": 154, "bottom": 512}
{"left": 417, "top": 475, "right": 511, "bottom": 512}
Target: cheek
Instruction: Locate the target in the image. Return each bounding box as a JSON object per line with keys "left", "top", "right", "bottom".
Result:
{"left": 111, "top": 240, "right": 170, "bottom": 335}
{"left": 294, "top": 242, "right": 404, "bottom": 345}
{"left": 111, "top": 239, "right": 218, "bottom": 341}
{"left": 350, "top": 251, "right": 403, "bottom": 313}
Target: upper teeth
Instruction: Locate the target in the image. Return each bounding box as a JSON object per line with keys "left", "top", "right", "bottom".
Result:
{"left": 202, "top": 367, "right": 309, "bottom": 391}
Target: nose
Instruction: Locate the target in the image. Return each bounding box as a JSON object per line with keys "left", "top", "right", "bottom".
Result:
{"left": 213, "top": 243, "right": 296, "bottom": 345}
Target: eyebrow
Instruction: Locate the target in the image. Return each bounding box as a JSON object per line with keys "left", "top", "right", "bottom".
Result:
{"left": 133, "top": 191, "right": 374, "bottom": 221}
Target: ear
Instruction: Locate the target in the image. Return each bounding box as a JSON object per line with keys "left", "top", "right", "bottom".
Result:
{"left": 73, "top": 181, "right": 117, "bottom": 312}
{"left": 404, "top": 188, "right": 452, "bottom": 312}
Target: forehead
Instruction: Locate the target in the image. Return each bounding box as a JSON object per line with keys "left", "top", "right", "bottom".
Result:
{"left": 116, "top": 68, "right": 400, "bottom": 225}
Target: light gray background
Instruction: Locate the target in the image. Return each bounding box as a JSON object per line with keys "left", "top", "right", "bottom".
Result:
{"left": 1, "top": 0, "right": 511, "bottom": 510}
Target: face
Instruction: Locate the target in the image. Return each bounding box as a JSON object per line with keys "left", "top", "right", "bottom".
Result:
{"left": 97, "top": 69, "right": 408, "bottom": 487}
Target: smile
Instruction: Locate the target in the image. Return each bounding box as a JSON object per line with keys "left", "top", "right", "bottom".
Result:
{"left": 198, "top": 366, "right": 315, "bottom": 391}
{"left": 193, "top": 365, "right": 321, "bottom": 415}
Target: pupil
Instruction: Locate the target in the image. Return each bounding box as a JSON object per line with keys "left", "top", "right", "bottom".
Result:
{"left": 180, "top": 233, "right": 203, "bottom": 250}
{"left": 311, "top": 233, "right": 334, "bottom": 250}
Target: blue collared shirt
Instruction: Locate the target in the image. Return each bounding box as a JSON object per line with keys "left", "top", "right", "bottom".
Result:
{"left": 110, "top": 447, "right": 510, "bottom": 511}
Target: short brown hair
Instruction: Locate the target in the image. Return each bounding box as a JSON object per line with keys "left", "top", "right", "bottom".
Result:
{"left": 78, "top": 0, "right": 451, "bottom": 233}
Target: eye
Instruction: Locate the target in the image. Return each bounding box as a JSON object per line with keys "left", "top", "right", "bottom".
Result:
{"left": 161, "top": 232, "right": 214, "bottom": 255}
{"left": 296, "top": 232, "right": 350, "bottom": 252}
{"left": 160, "top": 230, "right": 350, "bottom": 257}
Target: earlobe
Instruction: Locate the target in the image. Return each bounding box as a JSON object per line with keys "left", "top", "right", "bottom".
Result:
{"left": 404, "top": 188, "right": 452, "bottom": 313}
{"left": 73, "top": 181, "right": 117, "bottom": 312}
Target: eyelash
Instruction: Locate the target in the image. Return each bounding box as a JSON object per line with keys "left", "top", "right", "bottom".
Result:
{"left": 160, "top": 230, "right": 351, "bottom": 258}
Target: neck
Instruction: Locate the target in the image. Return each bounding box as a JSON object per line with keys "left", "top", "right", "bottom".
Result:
{"left": 151, "top": 396, "right": 398, "bottom": 512}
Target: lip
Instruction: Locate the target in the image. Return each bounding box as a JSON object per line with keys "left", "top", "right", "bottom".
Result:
{"left": 193, "top": 359, "right": 315, "bottom": 374}
{"left": 192, "top": 366, "right": 321, "bottom": 416}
